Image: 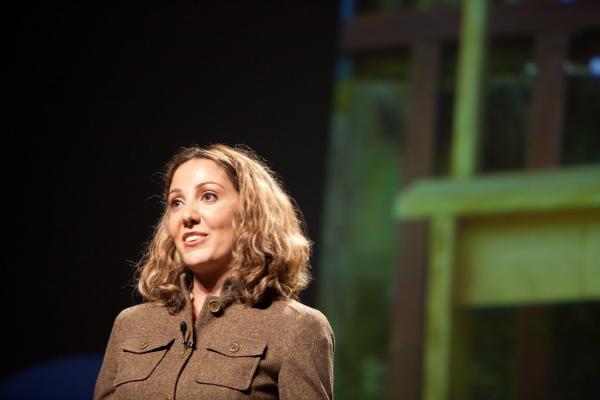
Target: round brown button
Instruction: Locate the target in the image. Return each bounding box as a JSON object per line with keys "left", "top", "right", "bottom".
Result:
{"left": 208, "top": 300, "right": 221, "bottom": 313}
{"left": 162, "top": 393, "right": 171, "bottom": 400}
{"left": 228, "top": 342, "right": 240, "bottom": 353}
{"left": 138, "top": 341, "right": 149, "bottom": 349}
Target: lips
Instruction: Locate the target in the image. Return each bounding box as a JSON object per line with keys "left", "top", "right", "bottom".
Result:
{"left": 182, "top": 231, "right": 208, "bottom": 247}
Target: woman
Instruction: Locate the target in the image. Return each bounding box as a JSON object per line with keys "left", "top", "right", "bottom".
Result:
{"left": 94, "top": 144, "right": 334, "bottom": 399}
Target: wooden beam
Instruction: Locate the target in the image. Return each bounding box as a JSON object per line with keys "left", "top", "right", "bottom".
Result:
{"left": 395, "top": 165, "right": 600, "bottom": 219}
{"left": 455, "top": 210, "right": 600, "bottom": 306}
{"left": 341, "top": 0, "right": 600, "bottom": 53}
{"left": 342, "top": 7, "right": 458, "bottom": 53}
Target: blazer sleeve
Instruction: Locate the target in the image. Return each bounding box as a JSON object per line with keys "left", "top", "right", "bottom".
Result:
{"left": 94, "top": 311, "right": 125, "bottom": 400}
{"left": 278, "top": 310, "right": 335, "bottom": 400}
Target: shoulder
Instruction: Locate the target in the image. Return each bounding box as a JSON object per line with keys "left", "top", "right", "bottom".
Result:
{"left": 114, "top": 302, "right": 163, "bottom": 323}
{"left": 235, "top": 299, "right": 333, "bottom": 338}
{"left": 265, "top": 299, "right": 334, "bottom": 341}
{"left": 269, "top": 301, "right": 335, "bottom": 370}
{"left": 281, "top": 300, "right": 331, "bottom": 326}
{"left": 110, "top": 302, "right": 175, "bottom": 336}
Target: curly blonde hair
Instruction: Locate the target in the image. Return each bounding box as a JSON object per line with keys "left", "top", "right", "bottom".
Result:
{"left": 136, "top": 144, "right": 312, "bottom": 313}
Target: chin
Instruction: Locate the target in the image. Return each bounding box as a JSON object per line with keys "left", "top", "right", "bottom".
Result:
{"left": 186, "top": 259, "right": 232, "bottom": 277}
{"left": 181, "top": 253, "right": 218, "bottom": 270}
{"left": 182, "top": 254, "right": 211, "bottom": 268}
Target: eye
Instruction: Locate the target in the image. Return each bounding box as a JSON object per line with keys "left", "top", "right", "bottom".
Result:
{"left": 170, "top": 198, "right": 184, "bottom": 209}
{"left": 202, "top": 192, "right": 218, "bottom": 202}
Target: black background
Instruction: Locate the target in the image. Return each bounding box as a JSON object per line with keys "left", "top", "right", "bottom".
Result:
{"left": 6, "top": 1, "right": 339, "bottom": 378}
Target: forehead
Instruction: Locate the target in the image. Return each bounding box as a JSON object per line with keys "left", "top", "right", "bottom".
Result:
{"left": 170, "top": 158, "right": 232, "bottom": 189}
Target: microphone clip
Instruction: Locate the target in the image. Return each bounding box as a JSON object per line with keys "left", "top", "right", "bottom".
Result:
{"left": 179, "top": 321, "right": 195, "bottom": 349}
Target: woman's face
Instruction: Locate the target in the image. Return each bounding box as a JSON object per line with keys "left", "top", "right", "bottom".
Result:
{"left": 167, "top": 158, "right": 240, "bottom": 276}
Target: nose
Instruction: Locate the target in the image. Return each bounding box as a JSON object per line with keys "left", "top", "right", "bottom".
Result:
{"left": 182, "top": 206, "right": 200, "bottom": 228}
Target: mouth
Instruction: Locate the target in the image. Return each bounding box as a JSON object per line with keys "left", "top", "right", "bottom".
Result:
{"left": 182, "top": 232, "right": 208, "bottom": 247}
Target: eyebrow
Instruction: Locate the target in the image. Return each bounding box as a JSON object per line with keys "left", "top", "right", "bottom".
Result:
{"left": 168, "top": 181, "right": 225, "bottom": 196}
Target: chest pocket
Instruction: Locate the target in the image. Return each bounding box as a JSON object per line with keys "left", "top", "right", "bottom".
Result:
{"left": 195, "top": 337, "right": 267, "bottom": 391}
{"left": 114, "top": 336, "right": 174, "bottom": 387}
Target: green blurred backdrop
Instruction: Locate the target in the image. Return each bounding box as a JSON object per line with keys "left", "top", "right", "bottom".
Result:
{"left": 318, "top": 1, "right": 600, "bottom": 399}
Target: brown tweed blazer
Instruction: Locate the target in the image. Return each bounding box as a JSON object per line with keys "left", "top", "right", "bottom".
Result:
{"left": 94, "top": 288, "right": 334, "bottom": 400}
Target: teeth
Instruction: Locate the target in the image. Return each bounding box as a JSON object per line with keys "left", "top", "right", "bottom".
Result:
{"left": 185, "top": 235, "right": 202, "bottom": 243}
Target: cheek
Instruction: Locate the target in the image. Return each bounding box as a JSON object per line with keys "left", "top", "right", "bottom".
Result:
{"left": 205, "top": 207, "right": 235, "bottom": 229}
{"left": 166, "top": 214, "right": 178, "bottom": 239}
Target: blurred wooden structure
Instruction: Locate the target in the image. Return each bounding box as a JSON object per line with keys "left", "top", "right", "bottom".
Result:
{"left": 339, "top": 1, "right": 600, "bottom": 399}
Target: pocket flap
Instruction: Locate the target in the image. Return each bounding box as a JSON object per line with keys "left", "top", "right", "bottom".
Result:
{"left": 195, "top": 337, "right": 267, "bottom": 391}
{"left": 114, "top": 336, "right": 174, "bottom": 386}
{"left": 207, "top": 337, "right": 266, "bottom": 357}
{"left": 120, "top": 336, "right": 174, "bottom": 354}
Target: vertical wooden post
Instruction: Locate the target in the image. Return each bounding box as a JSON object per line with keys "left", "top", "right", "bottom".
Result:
{"left": 423, "top": 1, "right": 488, "bottom": 399}
{"left": 451, "top": 0, "right": 488, "bottom": 178}
{"left": 516, "top": 29, "right": 569, "bottom": 400}
{"left": 526, "top": 31, "right": 569, "bottom": 169}
{"left": 515, "top": 307, "right": 554, "bottom": 400}
{"left": 402, "top": 42, "right": 439, "bottom": 182}
{"left": 389, "top": 40, "right": 439, "bottom": 400}
{"left": 423, "top": 216, "right": 456, "bottom": 400}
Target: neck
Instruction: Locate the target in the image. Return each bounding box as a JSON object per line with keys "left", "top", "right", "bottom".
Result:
{"left": 191, "top": 266, "right": 232, "bottom": 298}
{"left": 189, "top": 267, "right": 232, "bottom": 320}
